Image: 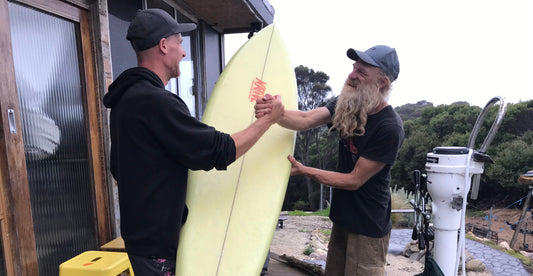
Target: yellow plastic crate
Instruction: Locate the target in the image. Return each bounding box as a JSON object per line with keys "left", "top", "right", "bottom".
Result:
{"left": 59, "top": 250, "right": 134, "bottom": 276}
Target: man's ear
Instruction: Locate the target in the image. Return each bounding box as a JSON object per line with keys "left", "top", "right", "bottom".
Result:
{"left": 378, "top": 77, "right": 386, "bottom": 89}
{"left": 158, "top": 38, "right": 168, "bottom": 54}
{"left": 378, "top": 75, "right": 390, "bottom": 91}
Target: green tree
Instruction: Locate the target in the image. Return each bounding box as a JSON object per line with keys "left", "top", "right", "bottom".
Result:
{"left": 308, "top": 127, "right": 338, "bottom": 209}
{"left": 392, "top": 126, "right": 438, "bottom": 191}
{"left": 291, "top": 65, "right": 332, "bottom": 210}
{"left": 482, "top": 133, "right": 533, "bottom": 200}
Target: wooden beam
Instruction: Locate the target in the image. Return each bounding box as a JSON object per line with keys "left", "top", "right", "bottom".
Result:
{"left": 14, "top": 0, "right": 81, "bottom": 22}
{"left": 0, "top": 0, "right": 39, "bottom": 274}
{"left": 80, "top": 9, "right": 112, "bottom": 245}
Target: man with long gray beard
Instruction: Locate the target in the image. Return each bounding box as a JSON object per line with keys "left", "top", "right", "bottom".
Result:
{"left": 255, "top": 45, "right": 404, "bottom": 275}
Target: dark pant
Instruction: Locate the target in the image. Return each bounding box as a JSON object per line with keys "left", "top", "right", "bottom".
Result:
{"left": 128, "top": 254, "right": 176, "bottom": 276}
{"left": 325, "top": 223, "right": 390, "bottom": 276}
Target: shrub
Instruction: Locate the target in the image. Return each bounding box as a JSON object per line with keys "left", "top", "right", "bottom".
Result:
{"left": 303, "top": 246, "right": 314, "bottom": 256}
{"left": 391, "top": 185, "right": 415, "bottom": 228}
{"left": 293, "top": 200, "right": 309, "bottom": 211}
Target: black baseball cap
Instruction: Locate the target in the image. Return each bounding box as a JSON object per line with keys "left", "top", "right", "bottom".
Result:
{"left": 127, "top": 8, "right": 197, "bottom": 51}
{"left": 347, "top": 45, "right": 400, "bottom": 81}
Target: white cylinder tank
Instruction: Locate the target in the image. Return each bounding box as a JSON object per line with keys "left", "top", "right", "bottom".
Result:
{"left": 425, "top": 147, "right": 484, "bottom": 276}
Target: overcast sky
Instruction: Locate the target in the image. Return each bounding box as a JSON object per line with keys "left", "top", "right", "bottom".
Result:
{"left": 224, "top": 0, "right": 533, "bottom": 108}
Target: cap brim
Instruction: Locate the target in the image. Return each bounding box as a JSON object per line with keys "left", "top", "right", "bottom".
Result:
{"left": 346, "top": 48, "right": 379, "bottom": 67}
{"left": 176, "top": 23, "right": 197, "bottom": 33}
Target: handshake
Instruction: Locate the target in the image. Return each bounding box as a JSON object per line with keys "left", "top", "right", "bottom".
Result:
{"left": 254, "top": 94, "right": 284, "bottom": 125}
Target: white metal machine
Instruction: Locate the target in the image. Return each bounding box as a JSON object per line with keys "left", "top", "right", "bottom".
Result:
{"left": 416, "top": 97, "right": 507, "bottom": 276}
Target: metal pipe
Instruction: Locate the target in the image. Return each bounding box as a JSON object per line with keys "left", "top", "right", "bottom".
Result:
{"left": 468, "top": 96, "right": 507, "bottom": 199}
{"left": 467, "top": 96, "right": 507, "bottom": 151}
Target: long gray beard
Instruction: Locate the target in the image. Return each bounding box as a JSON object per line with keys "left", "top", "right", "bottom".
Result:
{"left": 331, "top": 80, "right": 383, "bottom": 138}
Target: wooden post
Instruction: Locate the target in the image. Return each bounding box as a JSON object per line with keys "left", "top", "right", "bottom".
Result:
{"left": 486, "top": 207, "right": 493, "bottom": 238}
{"left": 510, "top": 173, "right": 533, "bottom": 249}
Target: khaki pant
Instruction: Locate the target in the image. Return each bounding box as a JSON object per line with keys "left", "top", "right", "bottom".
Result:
{"left": 325, "top": 223, "right": 390, "bottom": 276}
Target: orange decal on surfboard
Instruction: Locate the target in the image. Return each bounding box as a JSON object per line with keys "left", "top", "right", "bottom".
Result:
{"left": 248, "top": 77, "right": 267, "bottom": 102}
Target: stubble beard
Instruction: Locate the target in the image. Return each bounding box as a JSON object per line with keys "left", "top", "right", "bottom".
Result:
{"left": 331, "top": 78, "right": 384, "bottom": 138}
{"left": 172, "top": 63, "right": 181, "bottom": 79}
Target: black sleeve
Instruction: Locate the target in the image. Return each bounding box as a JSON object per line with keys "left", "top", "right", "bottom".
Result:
{"left": 150, "top": 98, "right": 236, "bottom": 171}
{"left": 325, "top": 97, "right": 338, "bottom": 129}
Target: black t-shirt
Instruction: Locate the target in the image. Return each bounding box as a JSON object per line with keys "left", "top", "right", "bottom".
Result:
{"left": 325, "top": 97, "right": 404, "bottom": 238}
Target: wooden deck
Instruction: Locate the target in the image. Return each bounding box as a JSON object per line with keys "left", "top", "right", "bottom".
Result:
{"left": 266, "top": 258, "right": 313, "bottom": 275}
{"left": 100, "top": 237, "right": 321, "bottom": 275}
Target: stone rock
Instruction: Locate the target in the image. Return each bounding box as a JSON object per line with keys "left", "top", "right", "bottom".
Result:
{"left": 499, "top": 241, "right": 512, "bottom": 250}
{"left": 402, "top": 241, "right": 421, "bottom": 258}
{"left": 519, "top": 250, "right": 533, "bottom": 259}
{"left": 465, "top": 259, "right": 486, "bottom": 272}
{"left": 309, "top": 250, "right": 327, "bottom": 261}
{"left": 409, "top": 251, "right": 425, "bottom": 261}
{"left": 456, "top": 251, "right": 486, "bottom": 273}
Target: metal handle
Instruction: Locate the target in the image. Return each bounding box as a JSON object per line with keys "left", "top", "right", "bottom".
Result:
{"left": 469, "top": 96, "right": 507, "bottom": 199}
{"left": 8, "top": 109, "right": 16, "bottom": 134}
{"left": 467, "top": 96, "right": 507, "bottom": 151}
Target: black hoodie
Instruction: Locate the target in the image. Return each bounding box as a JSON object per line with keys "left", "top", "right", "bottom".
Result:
{"left": 103, "top": 67, "right": 236, "bottom": 258}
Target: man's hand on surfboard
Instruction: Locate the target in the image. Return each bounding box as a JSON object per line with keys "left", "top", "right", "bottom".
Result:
{"left": 287, "top": 155, "right": 305, "bottom": 176}
{"left": 256, "top": 93, "right": 284, "bottom": 124}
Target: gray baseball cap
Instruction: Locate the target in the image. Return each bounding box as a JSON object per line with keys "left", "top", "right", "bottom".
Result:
{"left": 347, "top": 45, "right": 400, "bottom": 81}
{"left": 127, "top": 8, "right": 197, "bottom": 51}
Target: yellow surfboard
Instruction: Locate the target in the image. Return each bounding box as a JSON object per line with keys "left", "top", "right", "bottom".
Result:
{"left": 175, "top": 25, "right": 297, "bottom": 275}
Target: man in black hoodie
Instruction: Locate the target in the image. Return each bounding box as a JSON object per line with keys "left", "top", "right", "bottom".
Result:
{"left": 103, "top": 9, "right": 284, "bottom": 275}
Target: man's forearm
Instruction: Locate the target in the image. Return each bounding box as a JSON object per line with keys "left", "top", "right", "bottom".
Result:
{"left": 231, "top": 118, "right": 271, "bottom": 159}
{"left": 279, "top": 108, "right": 331, "bottom": 131}
{"left": 299, "top": 166, "right": 363, "bottom": 191}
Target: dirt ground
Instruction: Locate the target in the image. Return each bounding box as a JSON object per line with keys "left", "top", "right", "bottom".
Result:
{"left": 269, "top": 215, "right": 431, "bottom": 275}
{"left": 269, "top": 209, "right": 533, "bottom": 275}
{"left": 466, "top": 208, "right": 533, "bottom": 251}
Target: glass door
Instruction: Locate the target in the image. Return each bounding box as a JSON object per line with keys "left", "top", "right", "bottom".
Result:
{"left": 8, "top": 2, "right": 98, "bottom": 275}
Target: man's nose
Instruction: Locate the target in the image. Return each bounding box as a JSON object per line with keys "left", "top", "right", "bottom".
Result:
{"left": 348, "top": 69, "right": 357, "bottom": 80}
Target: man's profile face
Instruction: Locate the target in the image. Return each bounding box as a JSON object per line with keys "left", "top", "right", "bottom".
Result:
{"left": 346, "top": 61, "right": 382, "bottom": 91}
{"left": 165, "top": 33, "right": 187, "bottom": 78}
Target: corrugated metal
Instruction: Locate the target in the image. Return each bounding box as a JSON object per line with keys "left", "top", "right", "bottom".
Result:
{"left": 8, "top": 2, "right": 98, "bottom": 275}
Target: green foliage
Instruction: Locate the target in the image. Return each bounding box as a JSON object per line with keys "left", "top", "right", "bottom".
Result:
{"left": 313, "top": 208, "right": 330, "bottom": 217}
{"left": 288, "top": 208, "right": 330, "bottom": 217}
{"left": 392, "top": 128, "right": 438, "bottom": 191}
{"left": 303, "top": 246, "right": 314, "bottom": 256}
{"left": 294, "top": 65, "right": 332, "bottom": 111}
{"left": 291, "top": 65, "right": 333, "bottom": 210}
{"left": 465, "top": 209, "right": 486, "bottom": 218}
{"left": 391, "top": 186, "right": 412, "bottom": 209}
{"left": 289, "top": 210, "right": 312, "bottom": 216}
{"left": 292, "top": 200, "right": 310, "bottom": 211}
{"left": 390, "top": 186, "right": 415, "bottom": 228}
{"left": 442, "top": 132, "right": 470, "bottom": 147}
{"left": 481, "top": 136, "right": 533, "bottom": 200}
{"left": 498, "top": 101, "right": 533, "bottom": 137}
